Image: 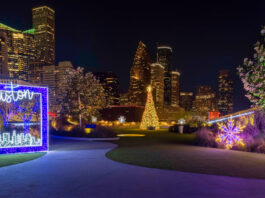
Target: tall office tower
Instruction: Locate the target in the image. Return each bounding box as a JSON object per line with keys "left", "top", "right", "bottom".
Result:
{"left": 120, "top": 92, "right": 129, "bottom": 105}
{"left": 0, "top": 23, "right": 36, "bottom": 80}
{"left": 171, "top": 70, "right": 180, "bottom": 107}
{"left": 94, "top": 71, "right": 120, "bottom": 105}
{"left": 128, "top": 41, "right": 151, "bottom": 106}
{"left": 193, "top": 86, "right": 217, "bottom": 118}
{"left": 28, "top": 62, "right": 44, "bottom": 84}
{"left": 218, "top": 70, "right": 234, "bottom": 115}
{"left": 42, "top": 65, "right": 57, "bottom": 110}
{"left": 157, "top": 44, "right": 173, "bottom": 106}
{"left": 56, "top": 61, "right": 74, "bottom": 105}
{"left": 180, "top": 92, "right": 194, "bottom": 111}
{"left": 150, "top": 63, "right": 164, "bottom": 108}
{"left": 32, "top": 6, "right": 55, "bottom": 65}
{"left": 0, "top": 32, "right": 8, "bottom": 76}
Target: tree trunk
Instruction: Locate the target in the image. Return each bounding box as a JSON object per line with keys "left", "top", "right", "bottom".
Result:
{"left": 78, "top": 93, "right": 82, "bottom": 128}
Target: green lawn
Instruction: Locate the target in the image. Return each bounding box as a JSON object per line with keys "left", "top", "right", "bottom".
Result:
{"left": 107, "top": 128, "right": 265, "bottom": 179}
{"left": 0, "top": 152, "right": 45, "bottom": 167}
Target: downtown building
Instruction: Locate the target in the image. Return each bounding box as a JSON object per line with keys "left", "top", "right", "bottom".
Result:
{"left": 193, "top": 86, "right": 217, "bottom": 118}
{"left": 29, "top": 61, "right": 74, "bottom": 112}
{"left": 180, "top": 92, "right": 194, "bottom": 111}
{"left": 128, "top": 41, "right": 152, "bottom": 106}
{"left": 0, "top": 23, "right": 36, "bottom": 80}
{"left": 157, "top": 44, "right": 172, "bottom": 106}
{"left": 32, "top": 6, "right": 55, "bottom": 65}
{"left": 0, "top": 5, "right": 55, "bottom": 82}
{"left": 150, "top": 63, "right": 164, "bottom": 108}
{"left": 171, "top": 70, "right": 180, "bottom": 107}
{"left": 156, "top": 44, "right": 180, "bottom": 108}
{"left": 217, "top": 70, "right": 233, "bottom": 115}
{"left": 0, "top": 31, "right": 9, "bottom": 76}
{"left": 94, "top": 72, "right": 120, "bottom": 105}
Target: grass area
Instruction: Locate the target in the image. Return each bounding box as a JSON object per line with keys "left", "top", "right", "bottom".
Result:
{"left": 107, "top": 128, "right": 265, "bottom": 179}
{"left": 0, "top": 152, "right": 45, "bottom": 167}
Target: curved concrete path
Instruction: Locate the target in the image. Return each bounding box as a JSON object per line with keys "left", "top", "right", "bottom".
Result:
{"left": 0, "top": 138, "right": 265, "bottom": 198}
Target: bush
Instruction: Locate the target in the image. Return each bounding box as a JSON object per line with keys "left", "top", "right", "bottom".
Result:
{"left": 195, "top": 127, "right": 217, "bottom": 147}
{"left": 254, "top": 109, "right": 265, "bottom": 134}
{"left": 51, "top": 125, "right": 117, "bottom": 138}
{"left": 169, "top": 124, "right": 199, "bottom": 133}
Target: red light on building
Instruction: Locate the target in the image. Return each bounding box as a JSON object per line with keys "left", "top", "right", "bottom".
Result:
{"left": 208, "top": 111, "right": 220, "bottom": 120}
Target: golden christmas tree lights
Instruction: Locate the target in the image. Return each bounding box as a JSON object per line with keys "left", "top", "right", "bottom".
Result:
{"left": 140, "top": 85, "right": 160, "bottom": 130}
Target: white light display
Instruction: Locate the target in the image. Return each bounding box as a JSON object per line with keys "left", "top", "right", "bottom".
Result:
{"left": 178, "top": 118, "right": 186, "bottom": 125}
{"left": 0, "top": 83, "right": 48, "bottom": 154}
{"left": 92, "top": 116, "right": 97, "bottom": 123}
{"left": 0, "top": 83, "right": 34, "bottom": 103}
{"left": 0, "top": 130, "right": 41, "bottom": 148}
{"left": 118, "top": 116, "right": 126, "bottom": 123}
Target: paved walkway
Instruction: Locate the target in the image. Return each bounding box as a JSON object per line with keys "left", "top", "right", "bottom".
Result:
{"left": 0, "top": 138, "right": 265, "bottom": 198}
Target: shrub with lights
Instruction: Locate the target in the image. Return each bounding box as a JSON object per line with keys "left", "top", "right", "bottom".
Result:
{"left": 195, "top": 109, "right": 265, "bottom": 153}
{"left": 237, "top": 27, "right": 265, "bottom": 108}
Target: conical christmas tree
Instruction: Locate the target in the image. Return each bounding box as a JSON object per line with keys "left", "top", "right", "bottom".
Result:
{"left": 140, "top": 86, "right": 160, "bottom": 130}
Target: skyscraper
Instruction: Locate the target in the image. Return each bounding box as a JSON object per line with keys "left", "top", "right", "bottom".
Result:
{"left": 193, "top": 86, "right": 217, "bottom": 118}
{"left": 28, "top": 61, "right": 74, "bottom": 112}
{"left": 150, "top": 63, "right": 164, "bottom": 108}
{"left": 128, "top": 41, "right": 151, "bottom": 106}
{"left": 0, "top": 32, "right": 8, "bottom": 76}
{"left": 94, "top": 72, "right": 120, "bottom": 105}
{"left": 218, "top": 70, "right": 233, "bottom": 115}
{"left": 32, "top": 6, "right": 55, "bottom": 65}
{"left": 42, "top": 64, "right": 57, "bottom": 110}
{"left": 170, "top": 70, "right": 180, "bottom": 107}
{"left": 0, "top": 23, "right": 36, "bottom": 80}
{"left": 56, "top": 61, "right": 74, "bottom": 105}
{"left": 180, "top": 92, "right": 194, "bottom": 111}
{"left": 157, "top": 44, "right": 173, "bottom": 106}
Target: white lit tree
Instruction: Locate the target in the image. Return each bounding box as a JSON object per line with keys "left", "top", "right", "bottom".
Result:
{"left": 59, "top": 67, "right": 107, "bottom": 128}
{"left": 237, "top": 27, "right": 265, "bottom": 107}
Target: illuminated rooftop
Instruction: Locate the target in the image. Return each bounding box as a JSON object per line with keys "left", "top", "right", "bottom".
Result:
{"left": 23, "top": 29, "right": 35, "bottom": 34}
{"left": 0, "top": 23, "right": 20, "bottom": 32}
{"left": 32, "top": 6, "right": 55, "bottom": 13}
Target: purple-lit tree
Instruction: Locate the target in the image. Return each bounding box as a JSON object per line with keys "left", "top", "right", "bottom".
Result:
{"left": 237, "top": 27, "right": 265, "bottom": 107}
{"left": 14, "top": 95, "right": 40, "bottom": 133}
{"left": 0, "top": 103, "right": 14, "bottom": 128}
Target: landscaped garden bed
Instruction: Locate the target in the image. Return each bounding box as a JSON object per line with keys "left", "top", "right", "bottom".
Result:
{"left": 51, "top": 117, "right": 117, "bottom": 139}
{"left": 195, "top": 109, "right": 265, "bottom": 154}
{"left": 106, "top": 126, "right": 265, "bottom": 179}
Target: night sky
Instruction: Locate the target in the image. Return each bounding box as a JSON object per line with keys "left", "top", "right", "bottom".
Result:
{"left": 1, "top": 0, "right": 265, "bottom": 111}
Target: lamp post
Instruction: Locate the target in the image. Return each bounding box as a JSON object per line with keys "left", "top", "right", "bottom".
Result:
{"left": 178, "top": 118, "right": 186, "bottom": 134}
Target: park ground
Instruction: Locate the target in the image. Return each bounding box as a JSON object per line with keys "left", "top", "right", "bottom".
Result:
{"left": 107, "top": 128, "right": 265, "bottom": 179}
{"left": 0, "top": 129, "right": 265, "bottom": 197}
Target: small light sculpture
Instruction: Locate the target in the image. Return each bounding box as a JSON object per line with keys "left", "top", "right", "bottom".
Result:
{"left": 118, "top": 116, "right": 126, "bottom": 123}
{"left": 216, "top": 117, "right": 246, "bottom": 149}
{"left": 92, "top": 116, "right": 97, "bottom": 123}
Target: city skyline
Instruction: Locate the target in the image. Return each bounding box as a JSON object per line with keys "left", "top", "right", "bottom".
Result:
{"left": 1, "top": 1, "right": 265, "bottom": 111}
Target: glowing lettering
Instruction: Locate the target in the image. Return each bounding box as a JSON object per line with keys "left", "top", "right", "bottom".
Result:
{"left": 0, "top": 83, "right": 34, "bottom": 103}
